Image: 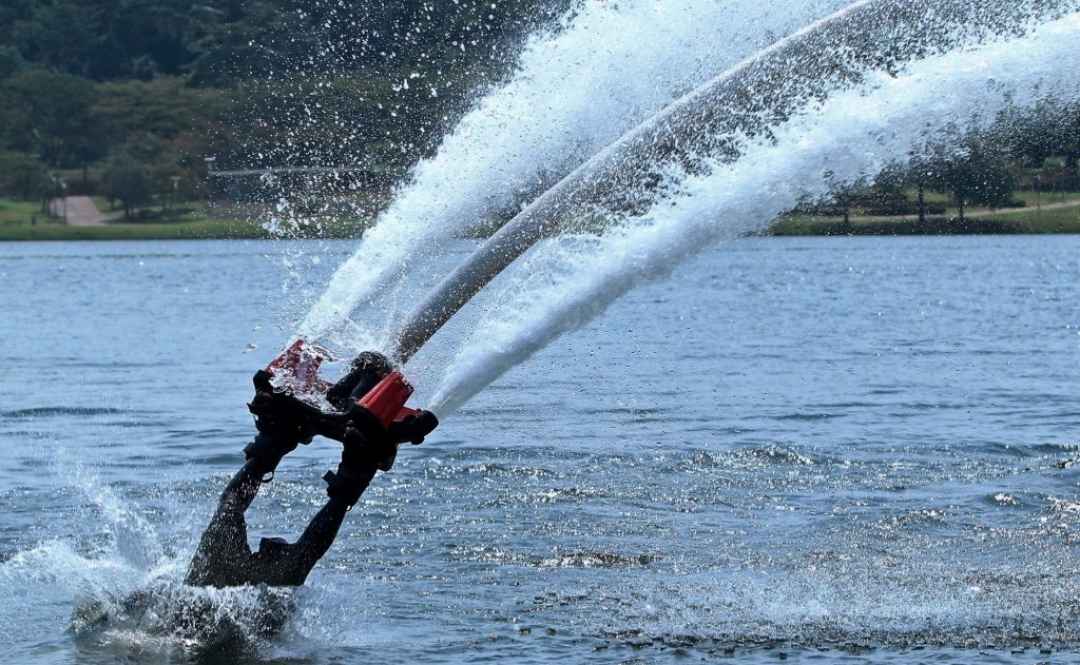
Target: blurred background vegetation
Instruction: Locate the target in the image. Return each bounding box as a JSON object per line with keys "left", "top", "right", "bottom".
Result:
{"left": 0, "top": 0, "right": 1077, "bottom": 236}
{"left": 0, "top": 0, "right": 565, "bottom": 231}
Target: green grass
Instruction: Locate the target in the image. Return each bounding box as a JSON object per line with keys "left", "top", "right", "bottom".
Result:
{"left": 902, "top": 188, "right": 952, "bottom": 206}
{"left": 0, "top": 199, "right": 59, "bottom": 227}
{"left": 0, "top": 196, "right": 372, "bottom": 241}
{"left": 771, "top": 204, "right": 1080, "bottom": 236}
{"left": 91, "top": 196, "right": 115, "bottom": 214}
{"left": 1010, "top": 190, "right": 1080, "bottom": 207}
{"left": 900, "top": 189, "right": 1080, "bottom": 211}
{"left": 996, "top": 205, "right": 1080, "bottom": 233}
{"left": 0, "top": 217, "right": 272, "bottom": 241}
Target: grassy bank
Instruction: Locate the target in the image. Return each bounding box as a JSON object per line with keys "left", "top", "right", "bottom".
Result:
{"left": 770, "top": 204, "right": 1080, "bottom": 236}
{"left": 5, "top": 194, "right": 1080, "bottom": 241}
{"left": 0, "top": 199, "right": 54, "bottom": 227}
{"left": 0, "top": 195, "right": 376, "bottom": 241}
{"left": 0, "top": 217, "right": 271, "bottom": 241}
{"left": 0, "top": 216, "right": 378, "bottom": 241}
{"left": 996, "top": 205, "right": 1080, "bottom": 233}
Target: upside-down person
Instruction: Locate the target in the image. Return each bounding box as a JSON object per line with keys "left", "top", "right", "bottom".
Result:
{"left": 185, "top": 349, "right": 438, "bottom": 588}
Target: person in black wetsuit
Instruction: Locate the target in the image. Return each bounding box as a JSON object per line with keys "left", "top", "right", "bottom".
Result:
{"left": 185, "top": 352, "right": 438, "bottom": 588}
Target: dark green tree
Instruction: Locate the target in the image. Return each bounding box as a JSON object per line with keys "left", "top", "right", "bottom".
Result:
{"left": 0, "top": 151, "right": 51, "bottom": 201}
{"left": 2, "top": 68, "right": 105, "bottom": 170}
{"left": 927, "top": 133, "right": 1016, "bottom": 221}
{"left": 105, "top": 153, "right": 152, "bottom": 219}
{"left": 13, "top": 2, "right": 101, "bottom": 78}
{"left": 1061, "top": 102, "right": 1080, "bottom": 183}
{"left": 0, "top": 45, "right": 25, "bottom": 79}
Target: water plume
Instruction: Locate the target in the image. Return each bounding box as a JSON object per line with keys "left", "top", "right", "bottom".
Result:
{"left": 393, "top": 0, "right": 1080, "bottom": 360}
{"left": 299, "top": 0, "right": 851, "bottom": 345}
{"left": 428, "top": 11, "right": 1080, "bottom": 415}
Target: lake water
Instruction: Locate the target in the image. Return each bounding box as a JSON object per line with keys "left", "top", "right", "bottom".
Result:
{"left": 1, "top": 236, "right": 1078, "bottom": 664}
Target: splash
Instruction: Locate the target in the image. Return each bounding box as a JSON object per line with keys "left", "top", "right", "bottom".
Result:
{"left": 0, "top": 467, "right": 294, "bottom": 660}
{"left": 427, "top": 11, "right": 1080, "bottom": 415}
{"left": 298, "top": 0, "right": 851, "bottom": 346}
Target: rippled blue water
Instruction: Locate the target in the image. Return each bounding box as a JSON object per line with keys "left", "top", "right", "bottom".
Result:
{"left": 1, "top": 236, "right": 1079, "bottom": 664}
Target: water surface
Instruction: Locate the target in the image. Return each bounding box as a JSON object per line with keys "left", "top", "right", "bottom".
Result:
{"left": 1, "top": 236, "right": 1078, "bottom": 664}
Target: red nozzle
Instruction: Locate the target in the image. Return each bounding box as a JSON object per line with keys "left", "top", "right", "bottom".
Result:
{"left": 358, "top": 371, "right": 415, "bottom": 429}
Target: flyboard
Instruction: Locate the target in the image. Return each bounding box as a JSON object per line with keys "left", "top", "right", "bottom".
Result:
{"left": 249, "top": 340, "right": 426, "bottom": 461}
{"left": 266, "top": 0, "right": 1079, "bottom": 412}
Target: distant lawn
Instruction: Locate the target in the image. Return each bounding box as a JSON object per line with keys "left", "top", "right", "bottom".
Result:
{"left": 0, "top": 199, "right": 58, "bottom": 227}
{"left": 91, "top": 196, "right": 114, "bottom": 214}
{"left": 899, "top": 189, "right": 1080, "bottom": 213}
{"left": 996, "top": 204, "right": 1080, "bottom": 233}
{"left": 772, "top": 204, "right": 1080, "bottom": 236}
{"left": 0, "top": 217, "right": 271, "bottom": 241}
{"left": 89, "top": 197, "right": 214, "bottom": 219}
{"left": 1010, "top": 190, "right": 1080, "bottom": 207}
{"left": 0, "top": 202, "right": 370, "bottom": 240}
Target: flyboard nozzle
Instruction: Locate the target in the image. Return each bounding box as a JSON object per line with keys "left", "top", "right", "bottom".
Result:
{"left": 357, "top": 371, "right": 414, "bottom": 428}
{"left": 256, "top": 340, "right": 421, "bottom": 448}
{"left": 265, "top": 338, "right": 333, "bottom": 395}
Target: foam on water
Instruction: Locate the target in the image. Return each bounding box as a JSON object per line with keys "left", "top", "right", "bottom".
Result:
{"left": 0, "top": 467, "right": 296, "bottom": 660}
{"left": 428, "top": 11, "right": 1080, "bottom": 415}
{"left": 298, "top": 0, "right": 851, "bottom": 345}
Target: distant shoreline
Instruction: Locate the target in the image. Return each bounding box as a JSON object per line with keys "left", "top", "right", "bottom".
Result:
{"left": 0, "top": 218, "right": 272, "bottom": 242}
{"left": 769, "top": 209, "right": 1080, "bottom": 236}
{"left": 2, "top": 202, "right": 1078, "bottom": 242}
{"left": 0, "top": 217, "right": 376, "bottom": 242}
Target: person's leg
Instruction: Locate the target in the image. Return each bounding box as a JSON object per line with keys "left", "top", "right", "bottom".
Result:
{"left": 185, "top": 463, "right": 260, "bottom": 586}
{"left": 294, "top": 466, "right": 377, "bottom": 568}
{"left": 185, "top": 431, "right": 300, "bottom": 587}
{"left": 270, "top": 445, "right": 383, "bottom": 585}
{"left": 248, "top": 464, "right": 379, "bottom": 586}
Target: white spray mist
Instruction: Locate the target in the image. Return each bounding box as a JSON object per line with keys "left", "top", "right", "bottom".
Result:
{"left": 428, "top": 11, "right": 1080, "bottom": 416}
{"left": 299, "top": 0, "right": 850, "bottom": 345}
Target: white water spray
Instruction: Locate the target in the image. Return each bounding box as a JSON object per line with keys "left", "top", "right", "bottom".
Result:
{"left": 299, "top": 0, "right": 850, "bottom": 345}
{"left": 427, "top": 12, "right": 1080, "bottom": 415}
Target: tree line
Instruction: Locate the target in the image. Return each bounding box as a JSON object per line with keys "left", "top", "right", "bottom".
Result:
{"left": 814, "top": 100, "right": 1080, "bottom": 223}
{"left": 1, "top": 1, "right": 1077, "bottom": 222}
{"left": 0, "top": 0, "right": 564, "bottom": 217}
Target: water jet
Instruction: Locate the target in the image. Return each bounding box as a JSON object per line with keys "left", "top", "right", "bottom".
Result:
{"left": 390, "top": 0, "right": 1080, "bottom": 363}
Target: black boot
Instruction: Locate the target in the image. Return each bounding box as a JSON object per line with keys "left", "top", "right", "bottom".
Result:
{"left": 243, "top": 432, "right": 300, "bottom": 478}
{"left": 388, "top": 410, "right": 439, "bottom": 445}
{"left": 326, "top": 352, "right": 394, "bottom": 411}
{"left": 322, "top": 424, "right": 396, "bottom": 506}
{"left": 244, "top": 387, "right": 312, "bottom": 478}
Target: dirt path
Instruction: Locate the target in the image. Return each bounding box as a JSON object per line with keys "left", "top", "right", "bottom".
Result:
{"left": 49, "top": 196, "right": 108, "bottom": 226}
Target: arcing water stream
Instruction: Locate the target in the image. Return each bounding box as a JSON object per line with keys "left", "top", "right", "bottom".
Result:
{"left": 428, "top": 10, "right": 1080, "bottom": 415}
{"left": 299, "top": 0, "right": 853, "bottom": 345}
{"left": 393, "top": 0, "right": 1080, "bottom": 366}
{"left": 300, "top": 0, "right": 1080, "bottom": 417}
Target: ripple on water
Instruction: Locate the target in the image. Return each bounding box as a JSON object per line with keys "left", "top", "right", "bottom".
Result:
{"left": 2, "top": 407, "right": 135, "bottom": 419}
